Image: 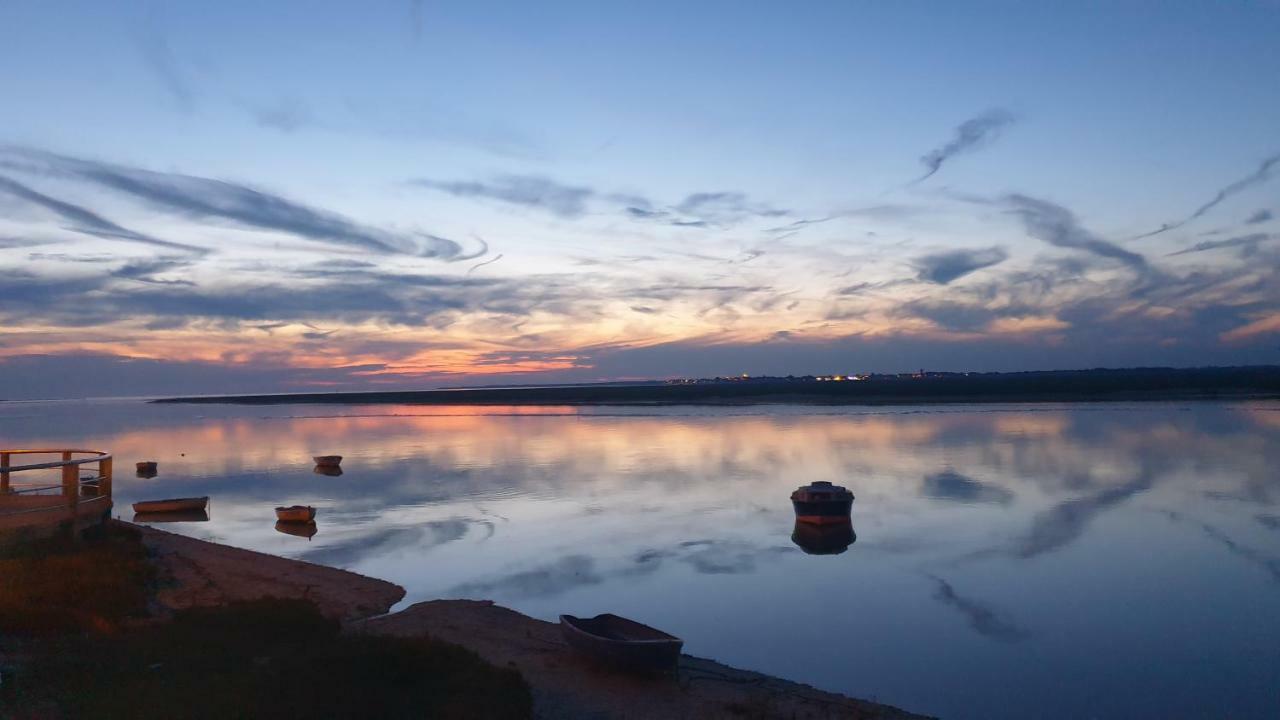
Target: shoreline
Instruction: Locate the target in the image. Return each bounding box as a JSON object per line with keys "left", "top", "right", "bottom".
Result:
{"left": 125, "top": 520, "right": 932, "bottom": 719}
{"left": 149, "top": 366, "right": 1280, "bottom": 407}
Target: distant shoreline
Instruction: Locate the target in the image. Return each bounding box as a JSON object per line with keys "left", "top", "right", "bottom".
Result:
{"left": 152, "top": 366, "right": 1280, "bottom": 406}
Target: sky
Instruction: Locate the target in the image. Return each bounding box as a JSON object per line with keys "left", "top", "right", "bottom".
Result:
{"left": 1, "top": 1, "right": 1279, "bottom": 399}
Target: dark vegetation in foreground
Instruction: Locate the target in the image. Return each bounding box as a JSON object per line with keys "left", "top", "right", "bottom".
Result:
{"left": 0, "top": 529, "right": 532, "bottom": 720}
{"left": 0, "top": 524, "right": 152, "bottom": 636}
{"left": 155, "top": 365, "right": 1280, "bottom": 406}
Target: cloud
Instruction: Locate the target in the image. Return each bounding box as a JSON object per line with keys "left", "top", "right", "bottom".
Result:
{"left": 921, "top": 469, "right": 1014, "bottom": 504}
{"left": 1138, "top": 152, "right": 1280, "bottom": 238}
{"left": 137, "top": 28, "right": 195, "bottom": 110}
{"left": 1245, "top": 209, "right": 1273, "bottom": 225}
{"left": 914, "top": 109, "right": 1015, "bottom": 183}
{"left": 0, "top": 264, "right": 577, "bottom": 330}
{"left": 673, "top": 191, "right": 788, "bottom": 224}
{"left": 0, "top": 174, "right": 205, "bottom": 254}
{"left": 913, "top": 247, "right": 1008, "bottom": 284}
{"left": 1167, "top": 233, "right": 1271, "bottom": 258}
{"left": 412, "top": 175, "right": 595, "bottom": 217}
{"left": 448, "top": 555, "right": 602, "bottom": 599}
{"left": 1012, "top": 473, "right": 1154, "bottom": 559}
{"left": 249, "top": 97, "right": 313, "bottom": 132}
{"left": 1, "top": 146, "right": 471, "bottom": 259}
{"left": 927, "top": 574, "right": 1028, "bottom": 642}
{"left": 1005, "top": 194, "right": 1148, "bottom": 270}
{"left": 467, "top": 253, "right": 504, "bottom": 275}
{"left": 110, "top": 257, "right": 197, "bottom": 286}
{"left": 1199, "top": 523, "right": 1280, "bottom": 585}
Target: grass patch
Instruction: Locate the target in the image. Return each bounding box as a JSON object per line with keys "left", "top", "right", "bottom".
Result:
{"left": 2, "top": 598, "right": 532, "bottom": 720}
{"left": 0, "top": 523, "right": 152, "bottom": 635}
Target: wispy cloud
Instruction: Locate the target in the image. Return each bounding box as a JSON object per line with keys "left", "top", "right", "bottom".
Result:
{"left": 0, "top": 174, "right": 205, "bottom": 254}
{"left": 1005, "top": 194, "right": 1148, "bottom": 270}
{"left": 914, "top": 109, "right": 1015, "bottom": 183}
{"left": 921, "top": 469, "right": 1014, "bottom": 504}
{"left": 1245, "top": 209, "right": 1273, "bottom": 225}
{"left": 412, "top": 174, "right": 595, "bottom": 217}
{"left": 1167, "top": 233, "right": 1271, "bottom": 258}
{"left": 136, "top": 27, "right": 195, "bottom": 111}
{"left": 927, "top": 574, "right": 1028, "bottom": 642}
{"left": 1137, "top": 152, "right": 1280, "bottom": 238}
{"left": 913, "top": 247, "right": 1008, "bottom": 284}
{"left": 1013, "top": 473, "right": 1154, "bottom": 559}
{"left": 1, "top": 147, "right": 473, "bottom": 259}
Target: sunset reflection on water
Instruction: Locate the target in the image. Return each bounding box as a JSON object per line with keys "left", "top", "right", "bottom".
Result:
{"left": 3, "top": 400, "right": 1279, "bottom": 719}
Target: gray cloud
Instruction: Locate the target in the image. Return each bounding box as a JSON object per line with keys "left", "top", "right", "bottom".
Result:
{"left": 673, "top": 191, "right": 788, "bottom": 224}
{"left": 1167, "top": 233, "right": 1271, "bottom": 258}
{"left": 448, "top": 554, "right": 602, "bottom": 599}
{"left": 110, "top": 257, "right": 198, "bottom": 286}
{"left": 921, "top": 469, "right": 1014, "bottom": 504}
{"left": 1258, "top": 514, "right": 1280, "bottom": 531}
{"left": 1013, "top": 473, "right": 1154, "bottom": 559}
{"left": 137, "top": 29, "right": 194, "bottom": 110}
{"left": 1245, "top": 209, "right": 1273, "bottom": 225}
{"left": 1, "top": 146, "right": 472, "bottom": 259}
{"left": 914, "top": 247, "right": 1008, "bottom": 284}
{"left": 249, "top": 97, "right": 313, "bottom": 133}
{"left": 0, "top": 174, "right": 205, "bottom": 254}
{"left": 1138, "top": 152, "right": 1280, "bottom": 238}
{"left": 412, "top": 175, "right": 594, "bottom": 217}
{"left": 1005, "top": 194, "right": 1148, "bottom": 270}
{"left": 1199, "top": 523, "right": 1280, "bottom": 585}
{"left": 914, "top": 109, "right": 1015, "bottom": 183}
{"left": 927, "top": 574, "right": 1028, "bottom": 642}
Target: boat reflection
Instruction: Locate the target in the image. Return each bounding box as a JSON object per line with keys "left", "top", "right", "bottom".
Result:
{"left": 791, "top": 519, "right": 856, "bottom": 555}
{"left": 133, "top": 510, "right": 210, "bottom": 523}
{"left": 275, "top": 520, "right": 318, "bottom": 540}
{"left": 313, "top": 465, "right": 343, "bottom": 477}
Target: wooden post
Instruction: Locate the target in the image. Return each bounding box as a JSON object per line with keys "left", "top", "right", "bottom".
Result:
{"left": 99, "top": 456, "right": 112, "bottom": 499}
{"left": 62, "top": 451, "right": 77, "bottom": 510}
{"left": 1, "top": 451, "right": 9, "bottom": 494}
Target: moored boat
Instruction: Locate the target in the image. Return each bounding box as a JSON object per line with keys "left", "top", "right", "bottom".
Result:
{"left": 136, "top": 460, "right": 158, "bottom": 474}
{"left": 791, "top": 518, "right": 856, "bottom": 555}
{"left": 132, "top": 496, "right": 208, "bottom": 514}
{"left": 132, "top": 510, "right": 210, "bottom": 523}
{"left": 790, "top": 481, "right": 854, "bottom": 525}
{"left": 275, "top": 505, "right": 317, "bottom": 523}
{"left": 313, "top": 455, "right": 342, "bottom": 467}
{"left": 559, "top": 613, "right": 683, "bottom": 673}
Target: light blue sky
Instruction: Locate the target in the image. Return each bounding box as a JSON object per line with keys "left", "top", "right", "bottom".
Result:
{"left": 1, "top": 1, "right": 1279, "bottom": 397}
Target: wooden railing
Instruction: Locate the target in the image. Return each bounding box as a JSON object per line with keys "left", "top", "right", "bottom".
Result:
{"left": 0, "top": 449, "right": 113, "bottom": 523}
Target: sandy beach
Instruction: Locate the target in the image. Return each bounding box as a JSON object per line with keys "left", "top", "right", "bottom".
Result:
{"left": 129, "top": 521, "right": 930, "bottom": 719}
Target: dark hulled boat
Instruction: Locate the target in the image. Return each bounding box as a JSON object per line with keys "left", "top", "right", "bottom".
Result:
{"left": 792, "top": 519, "right": 856, "bottom": 555}
{"left": 790, "top": 481, "right": 854, "bottom": 525}
{"left": 559, "top": 613, "right": 683, "bottom": 673}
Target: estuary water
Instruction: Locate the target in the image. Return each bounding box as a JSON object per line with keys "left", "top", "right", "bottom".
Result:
{"left": 3, "top": 399, "right": 1278, "bottom": 719}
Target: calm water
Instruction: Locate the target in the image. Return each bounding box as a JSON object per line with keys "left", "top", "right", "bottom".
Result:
{"left": 4, "top": 399, "right": 1279, "bottom": 719}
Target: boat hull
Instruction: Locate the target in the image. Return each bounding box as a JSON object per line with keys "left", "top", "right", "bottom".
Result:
{"left": 275, "top": 506, "right": 317, "bottom": 523}
{"left": 132, "top": 497, "right": 208, "bottom": 514}
{"left": 132, "top": 510, "right": 209, "bottom": 523}
{"left": 560, "top": 614, "right": 683, "bottom": 673}
{"left": 791, "top": 498, "right": 852, "bottom": 524}
{"left": 313, "top": 455, "right": 342, "bottom": 467}
{"left": 792, "top": 519, "right": 856, "bottom": 554}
